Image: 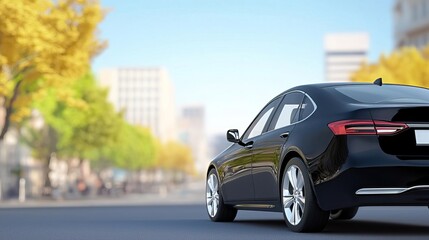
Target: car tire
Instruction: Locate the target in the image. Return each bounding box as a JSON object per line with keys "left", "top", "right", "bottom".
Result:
{"left": 206, "top": 169, "right": 237, "bottom": 222}
{"left": 330, "top": 207, "right": 359, "bottom": 220}
{"left": 281, "top": 157, "right": 329, "bottom": 232}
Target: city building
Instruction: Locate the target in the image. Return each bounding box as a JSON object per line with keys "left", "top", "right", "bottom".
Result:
{"left": 324, "top": 33, "right": 369, "bottom": 82}
{"left": 178, "top": 106, "right": 208, "bottom": 173}
{"left": 394, "top": 0, "right": 429, "bottom": 49}
{"left": 99, "top": 67, "right": 176, "bottom": 142}
{"left": 0, "top": 127, "right": 42, "bottom": 200}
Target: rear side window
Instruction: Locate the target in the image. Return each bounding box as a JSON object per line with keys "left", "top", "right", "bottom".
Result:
{"left": 270, "top": 92, "right": 304, "bottom": 130}
{"left": 299, "top": 96, "right": 315, "bottom": 120}
{"left": 332, "top": 85, "right": 429, "bottom": 104}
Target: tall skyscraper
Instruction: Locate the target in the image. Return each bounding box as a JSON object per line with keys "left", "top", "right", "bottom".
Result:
{"left": 178, "top": 106, "right": 208, "bottom": 173}
{"left": 99, "top": 67, "right": 176, "bottom": 142}
{"left": 324, "top": 33, "right": 369, "bottom": 82}
{"left": 394, "top": 0, "right": 429, "bottom": 49}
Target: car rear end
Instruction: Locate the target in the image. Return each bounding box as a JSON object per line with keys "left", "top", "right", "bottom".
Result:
{"left": 312, "top": 84, "right": 429, "bottom": 211}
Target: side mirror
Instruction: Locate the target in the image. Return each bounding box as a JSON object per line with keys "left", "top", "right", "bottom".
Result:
{"left": 226, "top": 129, "right": 241, "bottom": 143}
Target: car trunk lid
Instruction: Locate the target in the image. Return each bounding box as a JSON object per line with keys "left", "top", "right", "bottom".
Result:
{"left": 369, "top": 105, "right": 429, "bottom": 158}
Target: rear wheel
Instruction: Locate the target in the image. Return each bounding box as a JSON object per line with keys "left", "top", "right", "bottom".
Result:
{"left": 281, "top": 158, "right": 329, "bottom": 232}
{"left": 330, "top": 207, "right": 359, "bottom": 220}
{"left": 206, "top": 169, "right": 237, "bottom": 222}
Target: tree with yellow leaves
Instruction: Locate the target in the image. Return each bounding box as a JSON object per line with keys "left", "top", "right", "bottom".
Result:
{"left": 0, "top": 0, "right": 106, "bottom": 140}
{"left": 156, "top": 141, "right": 196, "bottom": 175}
{"left": 351, "top": 46, "right": 429, "bottom": 87}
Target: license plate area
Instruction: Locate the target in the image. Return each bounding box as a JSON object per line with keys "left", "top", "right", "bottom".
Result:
{"left": 415, "top": 130, "right": 429, "bottom": 146}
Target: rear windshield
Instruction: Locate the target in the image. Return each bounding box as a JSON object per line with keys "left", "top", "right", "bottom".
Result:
{"left": 330, "top": 85, "right": 429, "bottom": 104}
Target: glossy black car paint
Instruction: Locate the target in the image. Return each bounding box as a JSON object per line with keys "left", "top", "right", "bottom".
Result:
{"left": 208, "top": 83, "right": 429, "bottom": 212}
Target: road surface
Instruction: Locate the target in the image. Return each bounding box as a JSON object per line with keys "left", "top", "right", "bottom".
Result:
{"left": 1, "top": 204, "right": 429, "bottom": 240}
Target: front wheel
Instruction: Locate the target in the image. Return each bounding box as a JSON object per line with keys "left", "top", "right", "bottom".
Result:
{"left": 281, "top": 158, "right": 329, "bottom": 232}
{"left": 206, "top": 169, "right": 237, "bottom": 222}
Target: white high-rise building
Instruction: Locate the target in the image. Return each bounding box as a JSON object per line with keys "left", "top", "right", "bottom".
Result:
{"left": 99, "top": 67, "right": 176, "bottom": 142}
{"left": 324, "top": 33, "right": 369, "bottom": 82}
{"left": 178, "top": 106, "right": 208, "bottom": 173}
{"left": 394, "top": 0, "right": 429, "bottom": 49}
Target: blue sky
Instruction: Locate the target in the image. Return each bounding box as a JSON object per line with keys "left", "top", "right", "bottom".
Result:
{"left": 94, "top": 0, "right": 393, "bottom": 135}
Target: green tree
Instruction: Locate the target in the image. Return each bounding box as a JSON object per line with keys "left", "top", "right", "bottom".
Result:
{"left": 20, "top": 123, "right": 59, "bottom": 188}
{"left": 60, "top": 74, "right": 122, "bottom": 162}
{"left": 102, "top": 123, "right": 157, "bottom": 171}
{"left": 22, "top": 73, "right": 122, "bottom": 188}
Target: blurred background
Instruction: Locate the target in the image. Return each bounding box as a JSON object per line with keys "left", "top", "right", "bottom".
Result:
{"left": 0, "top": 0, "right": 429, "bottom": 205}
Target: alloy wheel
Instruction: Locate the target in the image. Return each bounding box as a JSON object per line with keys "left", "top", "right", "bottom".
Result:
{"left": 206, "top": 173, "right": 220, "bottom": 217}
{"left": 283, "top": 165, "right": 306, "bottom": 225}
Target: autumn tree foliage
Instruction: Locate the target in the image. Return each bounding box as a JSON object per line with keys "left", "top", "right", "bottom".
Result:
{"left": 0, "top": 0, "right": 106, "bottom": 140}
{"left": 351, "top": 46, "right": 429, "bottom": 87}
{"left": 156, "top": 141, "right": 196, "bottom": 175}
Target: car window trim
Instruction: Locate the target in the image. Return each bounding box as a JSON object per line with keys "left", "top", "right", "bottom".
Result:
{"left": 267, "top": 92, "right": 304, "bottom": 131}
{"left": 266, "top": 90, "right": 317, "bottom": 134}
{"left": 298, "top": 95, "right": 316, "bottom": 121}
{"left": 241, "top": 90, "right": 317, "bottom": 142}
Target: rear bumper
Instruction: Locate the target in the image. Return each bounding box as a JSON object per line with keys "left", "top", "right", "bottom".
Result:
{"left": 312, "top": 135, "right": 429, "bottom": 210}
{"left": 314, "top": 166, "right": 429, "bottom": 211}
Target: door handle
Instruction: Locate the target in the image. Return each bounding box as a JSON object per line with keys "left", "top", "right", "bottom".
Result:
{"left": 280, "top": 132, "right": 290, "bottom": 138}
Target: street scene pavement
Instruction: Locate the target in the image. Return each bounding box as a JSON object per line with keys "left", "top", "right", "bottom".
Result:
{"left": 1, "top": 182, "right": 429, "bottom": 240}
{"left": 2, "top": 2, "right": 429, "bottom": 240}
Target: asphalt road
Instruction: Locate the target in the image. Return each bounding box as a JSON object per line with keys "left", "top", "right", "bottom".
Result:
{"left": 1, "top": 205, "right": 429, "bottom": 240}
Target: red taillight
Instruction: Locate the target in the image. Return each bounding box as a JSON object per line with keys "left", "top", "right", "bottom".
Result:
{"left": 328, "top": 120, "right": 408, "bottom": 136}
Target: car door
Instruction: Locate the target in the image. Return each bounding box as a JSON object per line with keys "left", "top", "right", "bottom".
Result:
{"left": 251, "top": 92, "right": 305, "bottom": 201}
{"left": 221, "top": 97, "right": 281, "bottom": 202}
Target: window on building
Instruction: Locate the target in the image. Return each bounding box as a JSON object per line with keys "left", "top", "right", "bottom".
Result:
{"left": 425, "top": 32, "right": 429, "bottom": 45}
{"left": 413, "top": 2, "right": 419, "bottom": 21}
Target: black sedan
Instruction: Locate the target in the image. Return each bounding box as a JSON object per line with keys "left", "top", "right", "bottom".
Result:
{"left": 206, "top": 81, "right": 429, "bottom": 232}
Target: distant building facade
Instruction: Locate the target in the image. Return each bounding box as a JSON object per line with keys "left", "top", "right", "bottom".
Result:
{"left": 394, "top": 0, "right": 429, "bottom": 49}
{"left": 178, "top": 106, "right": 208, "bottom": 173}
{"left": 0, "top": 111, "right": 44, "bottom": 200}
{"left": 324, "top": 33, "right": 369, "bottom": 82}
{"left": 99, "top": 68, "right": 176, "bottom": 142}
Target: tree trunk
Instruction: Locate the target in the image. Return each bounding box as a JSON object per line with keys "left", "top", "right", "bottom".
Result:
{"left": 42, "top": 154, "right": 52, "bottom": 197}
{"left": 0, "top": 80, "right": 23, "bottom": 141}
{"left": 78, "top": 158, "right": 85, "bottom": 179}
{"left": 137, "top": 169, "right": 143, "bottom": 193}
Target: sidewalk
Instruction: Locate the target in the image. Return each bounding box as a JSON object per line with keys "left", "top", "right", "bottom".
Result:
{"left": 0, "top": 181, "right": 205, "bottom": 208}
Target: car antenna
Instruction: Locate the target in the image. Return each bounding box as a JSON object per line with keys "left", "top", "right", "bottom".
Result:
{"left": 373, "top": 78, "right": 382, "bottom": 86}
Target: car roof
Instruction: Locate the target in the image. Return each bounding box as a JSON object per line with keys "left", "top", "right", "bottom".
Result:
{"left": 271, "top": 82, "right": 429, "bottom": 107}
{"left": 292, "top": 82, "right": 372, "bottom": 91}
{"left": 273, "top": 82, "right": 372, "bottom": 99}
{"left": 277, "top": 82, "right": 429, "bottom": 97}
